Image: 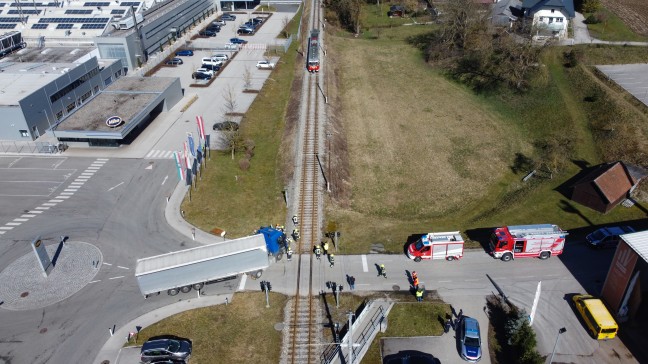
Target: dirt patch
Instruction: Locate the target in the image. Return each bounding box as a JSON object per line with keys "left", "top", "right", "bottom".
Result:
{"left": 601, "top": 0, "right": 648, "bottom": 36}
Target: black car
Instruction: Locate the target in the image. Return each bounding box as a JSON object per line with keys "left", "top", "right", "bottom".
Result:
{"left": 221, "top": 13, "right": 236, "bottom": 21}
{"left": 229, "top": 38, "right": 248, "bottom": 44}
{"left": 175, "top": 50, "right": 194, "bottom": 56}
{"left": 199, "top": 30, "right": 217, "bottom": 37}
{"left": 201, "top": 63, "right": 221, "bottom": 72}
{"left": 213, "top": 121, "right": 239, "bottom": 131}
{"left": 192, "top": 71, "right": 211, "bottom": 80}
{"left": 252, "top": 17, "right": 264, "bottom": 24}
{"left": 243, "top": 21, "right": 258, "bottom": 29}
{"left": 165, "top": 57, "right": 183, "bottom": 65}
{"left": 206, "top": 25, "right": 221, "bottom": 32}
{"left": 140, "top": 338, "right": 192, "bottom": 363}
{"left": 237, "top": 28, "right": 254, "bottom": 35}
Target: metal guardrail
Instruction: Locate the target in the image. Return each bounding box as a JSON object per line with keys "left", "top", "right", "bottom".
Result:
{"left": 0, "top": 140, "right": 66, "bottom": 154}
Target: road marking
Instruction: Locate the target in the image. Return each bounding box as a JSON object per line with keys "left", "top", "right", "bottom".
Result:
{"left": 66, "top": 185, "right": 81, "bottom": 189}
{"left": 0, "top": 226, "right": 14, "bottom": 230}
{"left": 0, "top": 231, "right": 5, "bottom": 235}
{"left": 29, "top": 210, "right": 44, "bottom": 214}
{"left": 361, "top": 255, "right": 368, "bottom": 272}
{"left": 464, "top": 279, "right": 481, "bottom": 282}
{"left": 109, "top": 276, "right": 125, "bottom": 280}
{"left": 6, "top": 222, "right": 21, "bottom": 226}
{"left": 238, "top": 273, "right": 247, "bottom": 290}
{"left": 13, "top": 218, "right": 28, "bottom": 222}
{"left": 60, "top": 192, "right": 74, "bottom": 195}
{"left": 162, "top": 175, "right": 168, "bottom": 185}
{"left": 71, "top": 182, "right": 84, "bottom": 185}
{"left": 145, "top": 165, "right": 153, "bottom": 170}
{"left": 49, "top": 199, "right": 63, "bottom": 203}
{"left": 117, "top": 266, "right": 129, "bottom": 270}
{"left": 108, "top": 182, "right": 124, "bottom": 191}
{"left": 103, "top": 262, "right": 112, "bottom": 266}
{"left": 35, "top": 206, "right": 50, "bottom": 210}
{"left": 81, "top": 172, "right": 95, "bottom": 176}
{"left": 87, "top": 166, "right": 101, "bottom": 170}
{"left": 97, "top": 158, "right": 109, "bottom": 161}
{"left": 89, "top": 280, "right": 101, "bottom": 283}
{"left": 42, "top": 203, "right": 56, "bottom": 206}
{"left": 8, "top": 157, "right": 21, "bottom": 168}
{"left": 55, "top": 196, "right": 70, "bottom": 199}
{"left": 21, "top": 214, "right": 36, "bottom": 218}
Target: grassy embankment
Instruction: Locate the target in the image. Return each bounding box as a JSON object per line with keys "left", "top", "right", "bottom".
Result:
{"left": 585, "top": 8, "right": 648, "bottom": 42}
{"left": 324, "top": 5, "right": 648, "bottom": 254}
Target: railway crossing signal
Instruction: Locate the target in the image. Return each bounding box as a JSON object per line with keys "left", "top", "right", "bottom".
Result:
{"left": 260, "top": 280, "right": 272, "bottom": 308}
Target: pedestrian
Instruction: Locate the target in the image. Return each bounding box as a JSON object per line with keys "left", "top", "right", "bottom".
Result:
{"left": 322, "top": 241, "right": 329, "bottom": 255}
{"left": 458, "top": 309, "right": 463, "bottom": 319}
{"left": 286, "top": 245, "right": 293, "bottom": 261}
{"left": 411, "top": 271, "right": 418, "bottom": 282}
{"left": 444, "top": 318, "right": 452, "bottom": 333}
{"left": 314, "top": 244, "right": 322, "bottom": 260}
{"left": 328, "top": 253, "right": 335, "bottom": 268}
{"left": 412, "top": 276, "right": 419, "bottom": 289}
{"left": 416, "top": 288, "right": 423, "bottom": 302}
{"left": 349, "top": 275, "right": 355, "bottom": 290}
{"left": 292, "top": 228, "right": 300, "bottom": 240}
{"left": 292, "top": 215, "right": 299, "bottom": 225}
{"left": 379, "top": 264, "right": 387, "bottom": 278}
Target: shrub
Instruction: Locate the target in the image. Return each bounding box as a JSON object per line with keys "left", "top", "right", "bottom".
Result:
{"left": 563, "top": 49, "right": 581, "bottom": 68}
{"left": 238, "top": 158, "right": 250, "bottom": 171}
{"left": 584, "top": 14, "right": 600, "bottom": 24}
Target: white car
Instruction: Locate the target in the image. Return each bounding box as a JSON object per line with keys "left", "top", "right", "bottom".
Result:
{"left": 211, "top": 54, "right": 229, "bottom": 62}
{"left": 223, "top": 43, "right": 239, "bottom": 50}
{"left": 196, "top": 68, "right": 214, "bottom": 76}
{"left": 256, "top": 61, "right": 275, "bottom": 70}
{"left": 212, "top": 20, "right": 226, "bottom": 26}
{"left": 202, "top": 57, "right": 223, "bottom": 66}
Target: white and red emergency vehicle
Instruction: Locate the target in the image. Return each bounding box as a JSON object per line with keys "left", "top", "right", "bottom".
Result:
{"left": 406, "top": 231, "right": 464, "bottom": 262}
{"left": 490, "top": 224, "right": 567, "bottom": 262}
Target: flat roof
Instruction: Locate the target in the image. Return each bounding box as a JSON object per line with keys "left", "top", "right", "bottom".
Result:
{"left": 5, "top": 46, "right": 96, "bottom": 63}
{"left": 620, "top": 230, "right": 648, "bottom": 263}
{"left": 596, "top": 64, "right": 648, "bottom": 109}
{"left": 0, "top": 61, "right": 81, "bottom": 105}
{"left": 57, "top": 76, "right": 175, "bottom": 132}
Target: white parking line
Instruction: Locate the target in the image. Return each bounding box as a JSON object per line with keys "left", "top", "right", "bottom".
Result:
{"left": 6, "top": 222, "right": 21, "bottom": 226}
{"left": 87, "top": 166, "right": 101, "bottom": 170}
{"left": 117, "top": 266, "right": 130, "bottom": 270}
{"left": 29, "top": 210, "right": 43, "bottom": 214}
{"left": 21, "top": 214, "right": 36, "bottom": 218}
{"left": 103, "top": 262, "right": 112, "bottom": 266}
{"left": 42, "top": 203, "right": 56, "bottom": 206}
{"left": 361, "top": 255, "right": 368, "bottom": 272}
{"left": 89, "top": 280, "right": 101, "bottom": 283}
{"left": 55, "top": 196, "right": 70, "bottom": 199}
{"left": 71, "top": 182, "right": 84, "bottom": 185}
{"left": 0, "top": 226, "right": 14, "bottom": 230}
{"left": 60, "top": 192, "right": 74, "bottom": 195}
{"left": 13, "top": 218, "right": 28, "bottom": 222}
{"left": 35, "top": 206, "right": 50, "bottom": 210}
{"left": 109, "top": 276, "right": 125, "bottom": 280}
{"left": 49, "top": 199, "right": 63, "bottom": 203}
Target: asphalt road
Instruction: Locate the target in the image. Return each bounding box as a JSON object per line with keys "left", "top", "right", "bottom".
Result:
{"left": 0, "top": 156, "right": 201, "bottom": 364}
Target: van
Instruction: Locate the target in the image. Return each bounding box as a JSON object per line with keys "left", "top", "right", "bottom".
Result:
{"left": 572, "top": 294, "right": 618, "bottom": 340}
{"left": 586, "top": 226, "right": 635, "bottom": 249}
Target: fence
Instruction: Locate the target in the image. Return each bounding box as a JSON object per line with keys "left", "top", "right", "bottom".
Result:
{"left": 0, "top": 140, "right": 65, "bottom": 154}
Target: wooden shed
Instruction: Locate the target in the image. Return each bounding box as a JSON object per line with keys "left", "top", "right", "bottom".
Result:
{"left": 570, "top": 161, "right": 645, "bottom": 213}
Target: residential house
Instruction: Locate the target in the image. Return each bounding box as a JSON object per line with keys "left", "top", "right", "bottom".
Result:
{"left": 521, "top": 0, "right": 575, "bottom": 39}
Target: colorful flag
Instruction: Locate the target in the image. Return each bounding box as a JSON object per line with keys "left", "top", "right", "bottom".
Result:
{"left": 188, "top": 132, "right": 196, "bottom": 157}
{"left": 184, "top": 141, "right": 192, "bottom": 171}
{"left": 173, "top": 151, "right": 185, "bottom": 180}
{"left": 196, "top": 115, "right": 206, "bottom": 141}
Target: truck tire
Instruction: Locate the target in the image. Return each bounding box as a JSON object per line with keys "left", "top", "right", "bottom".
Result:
{"left": 180, "top": 285, "right": 192, "bottom": 293}
{"left": 414, "top": 256, "right": 421, "bottom": 262}
{"left": 253, "top": 270, "right": 263, "bottom": 279}
{"left": 501, "top": 253, "right": 513, "bottom": 262}
{"left": 446, "top": 256, "right": 455, "bottom": 261}
{"left": 192, "top": 283, "right": 204, "bottom": 291}
{"left": 539, "top": 251, "right": 551, "bottom": 260}
{"left": 275, "top": 253, "right": 283, "bottom": 262}
{"left": 168, "top": 288, "right": 179, "bottom": 296}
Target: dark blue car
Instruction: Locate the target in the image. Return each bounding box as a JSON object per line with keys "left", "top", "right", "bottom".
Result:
{"left": 175, "top": 50, "right": 194, "bottom": 56}
{"left": 229, "top": 38, "right": 248, "bottom": 44}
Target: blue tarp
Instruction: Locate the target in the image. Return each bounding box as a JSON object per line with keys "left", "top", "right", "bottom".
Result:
{"left": 257, "top": 227, "right": 284, "bottom": 255}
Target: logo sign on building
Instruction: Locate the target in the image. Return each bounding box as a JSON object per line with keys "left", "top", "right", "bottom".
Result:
{"left": 105, "top": 116, "right": 124, "bottom": 128}
{"left": 30, "top": 236, "right": 52, "bottom": 277}
{"left": 601, "top": 241, "right": 638, "bottom": 313}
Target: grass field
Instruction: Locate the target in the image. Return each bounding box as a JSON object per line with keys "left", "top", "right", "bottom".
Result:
{"left": 130, "top": 292, "right": 288, "bottom": 363}
{"left": 586, "top": 8, "right": 648, "bottom": 42}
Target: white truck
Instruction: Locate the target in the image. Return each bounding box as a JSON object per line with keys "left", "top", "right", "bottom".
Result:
{"left": 135, "top": 234, "right": 270, "bottom": 297}
{"left": 406, "top": 231, "right": 464, "bottom": 262}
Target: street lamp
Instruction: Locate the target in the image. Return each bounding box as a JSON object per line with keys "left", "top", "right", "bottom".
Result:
{"left": 549, "top": 327, "right": 566, "bottom": 363}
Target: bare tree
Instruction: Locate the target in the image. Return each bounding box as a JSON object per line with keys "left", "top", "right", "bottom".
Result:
{"left": 282, "top": 16, "right": 291, "bottom": 38}
{"left": 221, "top": 84, "right": 238, "bottom": 122}
{"left": 243, "top": 67, "right": 252, "bottom": 90}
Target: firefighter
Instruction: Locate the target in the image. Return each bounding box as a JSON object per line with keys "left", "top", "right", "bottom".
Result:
{"left": 413, "top": 276, "right": 420, "bottom": 289}
{"left": 292, "top": 215, "right": 299, "bottom": 226}
{"left": 322, "top": 241, "right": 330, "bottom": 255}
{"left": 412, "top": 271, "right": 418, "bottom": 281}
{"left": 314, "top": 244, "right": 322, "bottom": 260}
{"left": 416, "top": 288, "right": 423, "bottom": 302}
{"left": 379, "top": 264, "right": 387, "bottom": 278}
{"left": 328, "top": 253, "right": 335, "bottom": 267}
{"left": 292, "top": 228, "right": 300, "bottom": 240}
{"left": 286, "top": 245, "right": 293, "bottom": 261}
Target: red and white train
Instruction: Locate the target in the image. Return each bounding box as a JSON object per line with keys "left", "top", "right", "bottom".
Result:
{"left": 307, "top": 29, "right": 320, "bottom": 73}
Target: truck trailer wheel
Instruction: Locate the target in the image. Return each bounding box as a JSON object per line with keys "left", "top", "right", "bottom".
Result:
{"left": 501, "top": 253, "right": 513, "bottom": 262}
{"left": 539, "top": 251, "right": 551, "bottom": 260}
{"left": 193, "top": 283, "right": 204, "bottom": 291}
{"left": 446, "top": 256, "right": 455, "bottom": 261}
{"left": 180, "top": 285, "right": 192, "bottom": 293}
{"left": 414, "top": 256, "right": 421, "bottom": 262}
{"left": 168, "top": 288, "right": 179, "bottom": 296}
{"left": 252, "top": 270, "right": 263, "bottom": 279}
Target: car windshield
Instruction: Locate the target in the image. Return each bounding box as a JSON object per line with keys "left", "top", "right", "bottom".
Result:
{"left": 591, "top": 230, "right": 606, "bottom": 240}
{"left": 464, "top": 336, "right": 480, "bottom": 347}
{"left": 166, "top": 340, "right": 180, "bottom": 352}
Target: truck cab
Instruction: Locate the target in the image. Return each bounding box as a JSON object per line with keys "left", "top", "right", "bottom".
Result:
{"left": 586, "top": 226, "right": 635, "bottom": 249}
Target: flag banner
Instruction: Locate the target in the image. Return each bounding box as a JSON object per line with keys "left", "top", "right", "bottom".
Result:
{"left": 184, "top": 141, "right": 192, "bottom": 171}
{"left": 197, "top": 149, "right": 203, "bottom": 164}
{"left": 173, "top": 151, "right": 185, "bottom": 181}
{"left": 188, "top": 132, "right": 196, "bottom": 157}
{"left": 196, "top": 115, "right": 206, "bottom": 141}
{"left": 205, "top": 134, "right": 210, "bottom": 149}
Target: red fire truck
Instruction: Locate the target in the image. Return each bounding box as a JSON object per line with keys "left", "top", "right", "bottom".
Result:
{"left": 406, "top": 231, "right": 464, "bottom": 262}
{"left": 490, "top": 224, "right": 568, "bottom": 262}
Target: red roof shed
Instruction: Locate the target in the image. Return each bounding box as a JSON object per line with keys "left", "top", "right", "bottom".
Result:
{"left": 570, "top": 161, "right": 641, "bottom": 213}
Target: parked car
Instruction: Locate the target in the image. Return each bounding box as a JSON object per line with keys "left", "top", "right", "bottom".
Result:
{"left": 256, "top": 60, "right": 275, "bottom": 70}
{"left": 213, "top": 121, "right": 239, "bottom": 131}
{"left": 211, "top": 53, "right": 229, "bottom": 62}
{"left": 586, "top": 226, "right": 635, "bottom": 249}
{"left": 221, "top": 13, "right": 236, "bottom": 21}
{"left": 458, "top": 316, "right": 481, "bottom": 362}
{"left": 237, "top": 28, "right": 254, "bottom": 35}
{"left": 212, "top": 20, "right": 226, "bottom": 26}
{"left": 572, "top": 294, "right": 618, "bottom": 340}
{"left": 140, "top": 337, "right": 192, "bottom": 363}
{"left": 243, "top": 21, "right": 258, "bottom": 29}
{"left": 206, "top": 25, "right": 221, "bottom": 32}
{"left": 199, "top": 29, "right": 217, "bottom": 37}
{"left": 224, "top": 43, "right": 239, "bottom": 50}
{"left": 201, "top": 64, "right": 220, "bottom": 72}
{"left": 192, "top": 71, "right": 211, "bottom": 80}
{"left": 252, "top": 17, "right": 264, "bottom": 24}
{"left": 175, "top": 50, "right": 194, "bottom": 56}
{"left": 229, "top": 38, "right": 248, "bottom": 44}
{"left": 196, "top": 68, "right": 215, "bottom": 76}
{"left": 165, "top": 57, "right": 183, "bottom": 65}
{"left": 202, "top": 57, "right": 223, "bottom": 66}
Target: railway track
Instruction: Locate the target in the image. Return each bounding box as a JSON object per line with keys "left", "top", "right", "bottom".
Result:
{"left": 280, "top": 0, "right": 326, "bottom": 363}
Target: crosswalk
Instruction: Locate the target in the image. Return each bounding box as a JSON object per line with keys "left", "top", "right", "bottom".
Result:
{"left": 145, "top": 150, "right": 175, "bottom": 159}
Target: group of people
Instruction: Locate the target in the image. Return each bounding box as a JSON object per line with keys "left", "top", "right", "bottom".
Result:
{"left": 412, "top": 271, "right": 424, "bottom": 302}
{"left": 313, "top": 241, "right": 334, "bottom": 267}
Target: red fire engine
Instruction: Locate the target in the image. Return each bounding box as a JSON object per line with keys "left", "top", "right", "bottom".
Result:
{"left": 490, "top": 224, "right": 568, "bottom": 262}
{"left": 406, "top": 231, "right": 464, "bottom": 262}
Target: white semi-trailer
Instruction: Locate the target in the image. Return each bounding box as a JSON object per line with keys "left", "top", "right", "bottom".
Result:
{"left": 135, "top": 234, "right": 270, "bottom": 297}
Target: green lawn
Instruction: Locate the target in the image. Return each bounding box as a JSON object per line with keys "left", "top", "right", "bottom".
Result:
{"left": 586, "top": 9, "right": 648, "bottom": 42}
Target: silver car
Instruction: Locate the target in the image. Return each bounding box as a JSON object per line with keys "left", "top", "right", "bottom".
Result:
{"left": 140, "top": 337, "right": 192, "bottom": 363}
{"left": 459, "top": 316, "right": 481, "bottom": 362}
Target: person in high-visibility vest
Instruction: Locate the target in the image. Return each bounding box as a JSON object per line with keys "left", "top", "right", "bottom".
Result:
{"left": 292, "top": 229, "right": 300, "bottom": 240}
{"left": 322, "top": 241, "right": 330, "bottom": 255}
{"left": 413, "top": 276, "right": 420, "bottom": 289}
{"left": 416, "top": 289, "right": 423, "bottom": 302}
{"left": 379, "top": 264, "right": 387, "bottom": 278}
{"left": 328, "top": 253, "right": 335, "bottom": 267}
{"left": 314, "top": 245, "right": 322, "bottom": 260}
{"left": 412, "top": 271, "right": 418, "bottom": 282}
{"left": 286, "top": 245, "right": 293, "bottom": 261}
